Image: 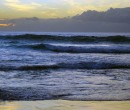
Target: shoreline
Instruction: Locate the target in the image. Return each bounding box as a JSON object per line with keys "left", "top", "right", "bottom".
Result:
{"left": 0, "top": 100, "right": 130, "bottom": 110}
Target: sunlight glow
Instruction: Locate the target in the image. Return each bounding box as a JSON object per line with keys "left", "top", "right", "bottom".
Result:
{"left": 0, "top": 0, "right": 130, "bottom": 18}
{"left": 0, "top": 23, "right": 15, "bottom": 27}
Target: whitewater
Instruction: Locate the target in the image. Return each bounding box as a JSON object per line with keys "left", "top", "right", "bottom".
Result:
{"left": 0, "top": 32, "right": 130, "bottom": 100}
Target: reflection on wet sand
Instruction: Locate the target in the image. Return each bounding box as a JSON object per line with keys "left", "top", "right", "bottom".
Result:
{"left": 0, "top": 100, "right": 130, "bottom": 110}
{"left": 0, "top": 101, "right": 18, "bottom": 110}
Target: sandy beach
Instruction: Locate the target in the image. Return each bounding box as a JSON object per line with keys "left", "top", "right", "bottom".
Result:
{"left": 0, "top": 100, "right": 130, "bottom": 110}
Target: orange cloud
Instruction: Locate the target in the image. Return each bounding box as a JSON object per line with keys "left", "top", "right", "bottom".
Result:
{"left": 0, "top": 18, "right": 6, "bottom": 21}
{"left": 0, "top": 23, "right": 15, "bottom": 27}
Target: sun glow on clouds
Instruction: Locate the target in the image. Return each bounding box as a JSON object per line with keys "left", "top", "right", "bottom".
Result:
{"left": 1, "top": 0, "right": 130, "bottom": 18}
{"left": 63, "top": 0, "right": 130, "bottom": 14}
{"left": 0, "top": 23, "right": 15, "bottom": 27}
{"left": 5, "top": 0, "right": 42, "bottom": 11}
{"left": 0, "top": 18, "right": 6, "bottom": 21}
{"left": 3, "top": 0, "right": 62, "bottom": 18}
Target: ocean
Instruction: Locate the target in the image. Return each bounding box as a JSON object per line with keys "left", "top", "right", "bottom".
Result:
{"left": 0, "top": 32, "right": 130, "bottom": 100}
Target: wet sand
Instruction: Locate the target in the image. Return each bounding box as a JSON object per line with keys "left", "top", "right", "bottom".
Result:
{"left": 0, "top": 100, "right": 130, "bottom": 110}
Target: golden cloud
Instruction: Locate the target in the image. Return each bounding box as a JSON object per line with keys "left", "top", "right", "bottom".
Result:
{"left": 4, "top": 0, "right": 42, "bottom": 11}
{"left": 2, "top": 0, "right": 130, "bottom": 18}
{"left": 62, "top": 0, "right": 130, "bottom": 16}
{"left": 0, "top": 23, "right": 15, "bottom": 27}
{"left": 0, "top": 18, "right": 6, "bottom": 21}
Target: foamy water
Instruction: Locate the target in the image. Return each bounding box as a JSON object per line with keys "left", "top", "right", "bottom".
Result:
{"left": 0, "top": 32, "right": 130, "bottom": 100}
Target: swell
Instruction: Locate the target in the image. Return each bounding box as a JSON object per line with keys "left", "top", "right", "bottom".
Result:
{"left": 17, "top": 43, "right": 130, "bottom": 53}
{"left": 1, "top": 62, "right": 130, "bottom": 71}
{"left": 2, "top": 34, "right": 130, "bottom": 43}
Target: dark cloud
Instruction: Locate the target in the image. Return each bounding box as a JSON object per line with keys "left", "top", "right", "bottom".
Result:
{"left": 0, "top": 7, "right": 130, "bottom": 32}
{"left": 73, "top": 7, "right": 130, "bottom": 23}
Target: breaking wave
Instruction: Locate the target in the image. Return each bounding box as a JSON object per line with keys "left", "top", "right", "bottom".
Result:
{"left": 2, "top": 34, "right": 130, "bottom": 43}
{"left": 1, "top": 61, "right": 130, "bottom": 71}
{"left": 17, "top": 43, "right": 130, "bottom": 53}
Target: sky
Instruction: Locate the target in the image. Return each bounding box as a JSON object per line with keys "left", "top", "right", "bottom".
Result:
{"left": 0, "top": 0, "right": 130, "bottom": 32}
{"left": 0, "top": 0, "right": 130, "bottom": 19}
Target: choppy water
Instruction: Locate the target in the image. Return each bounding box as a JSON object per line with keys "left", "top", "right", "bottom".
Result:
{"left": 0, "top": 32, "right": 130, "bottom": 100}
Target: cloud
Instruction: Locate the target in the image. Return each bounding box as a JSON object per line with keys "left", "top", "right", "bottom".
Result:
{"left": 73, "top": 7, "right": 130, "bottom": 23}
{"left": 2, "top": 0, "right": 61, "bottom": 18}
{"left": 0, "top": 18, "right": 6, "bottom": 21}
{"left": 5, "top": 0, "right": 19, "bottom": 3}
{"left": 1, "top": 0, "right": 130, "bottom": 19}
{"left": 4, "top": 0, "right": 42, "bottom": 11}
{"left": 0, "top": 7, "right": 130, "bottom": 32}
{"left": 0, "top": 23, "right": 15, "bottom": 27}
{"left": 63, "top": 0, "right": 87, "bottom": 15}
{"left": 61, "top": 0, "right": 130, "bottom": 16}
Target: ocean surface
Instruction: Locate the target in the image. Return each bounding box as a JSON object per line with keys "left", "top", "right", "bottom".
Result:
{"left": 0, "top": 32, "right": 130, "bottom": 100}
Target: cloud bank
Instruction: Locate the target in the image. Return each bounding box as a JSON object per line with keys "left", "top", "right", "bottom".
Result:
{"left": 0, "top": 0, "right": 130, "bottom": 18}
{"left": 0, "top": 7, "right": 130, "bottom": 32}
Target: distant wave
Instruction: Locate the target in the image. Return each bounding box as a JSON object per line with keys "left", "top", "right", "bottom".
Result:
{"left": 2, "top": 34, "right": 130, "bottom": 43}
{"left": 16, "top": 43, "right": 130, "bottom": 53}
{"left": 1, "top": 61, "right": 130, "bottom": 71}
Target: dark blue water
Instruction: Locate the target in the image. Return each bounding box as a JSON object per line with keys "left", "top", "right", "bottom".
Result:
{"left": 0, "top": 32, "right": 130, "bottom": 100}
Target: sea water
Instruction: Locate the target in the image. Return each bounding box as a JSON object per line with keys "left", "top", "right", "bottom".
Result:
{"left": 0, "top": 32, "right": 130, "bottom": 100}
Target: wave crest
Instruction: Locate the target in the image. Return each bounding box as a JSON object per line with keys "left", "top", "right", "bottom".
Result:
{"left": 17, "top": 43, "right": 130, "bottom": 53}
{"left": 3, "top": 34, "right": 130, "bottom": 43}
{"left": 1, "top": 62, "right": 130, "bottom": 71}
